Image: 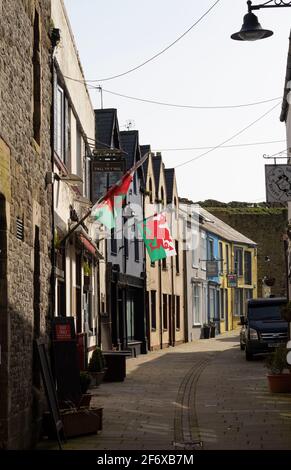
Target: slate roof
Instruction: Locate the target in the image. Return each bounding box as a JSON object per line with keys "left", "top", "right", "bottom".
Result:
{"left": 140, "top": 145, "right": 151, "bottom": 178}
{"left": 94, "top": 108, "right": 119, "bottom": 148}
{"left": 199, "top": 207, "right": 257, "bottom": 246}
{"left": 120, "top": 131, "right": 144, "bottom": 182}
{"left": 164, "top": 168, "right": 175, "bottom": 203}
{"left": 152, "top": 155, "right": 162, "bottom": 193}
{"left": 280, "top": 30, "right": 291, "bottom": 122}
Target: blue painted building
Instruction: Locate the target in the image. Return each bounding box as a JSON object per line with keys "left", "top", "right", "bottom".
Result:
{"left": 206, "top": 231, "right": 221, "bottom": 332}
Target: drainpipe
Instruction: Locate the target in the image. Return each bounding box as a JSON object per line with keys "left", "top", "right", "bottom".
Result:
{"left": 50, "top": 47, "right": 57, "bottom": 321}
{"left": 159, "top": 260, "right": 163, "bottom": 349}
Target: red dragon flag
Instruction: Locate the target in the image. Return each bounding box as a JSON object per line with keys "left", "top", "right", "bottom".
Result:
{"left": 91, "top": 150, "right": 150, "bottom": 230}
{"left": 138, "top": 212, "right": 176, "bottom": 262}
{"left": 91, "top": 172, "right": 133, "bottom": 230}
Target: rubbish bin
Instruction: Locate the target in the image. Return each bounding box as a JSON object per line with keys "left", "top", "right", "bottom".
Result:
{"left": 202, "top": 325, "right": 210, "bottom": 339}
{"left": 102, "top": 351, "right": 131, "bottom": 382}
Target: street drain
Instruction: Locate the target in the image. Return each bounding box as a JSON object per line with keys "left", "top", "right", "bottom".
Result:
{"left": 173, "top": 441, "right": 203, "bottom": 450}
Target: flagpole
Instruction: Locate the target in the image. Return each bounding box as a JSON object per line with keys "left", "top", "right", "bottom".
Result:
{"left": 59, "top": 151, "right": 151, "bottom": 246}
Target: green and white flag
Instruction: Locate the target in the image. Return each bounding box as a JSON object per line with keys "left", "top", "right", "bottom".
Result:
{"left": 138, "top": 213, "right": 176, "bottom": 262}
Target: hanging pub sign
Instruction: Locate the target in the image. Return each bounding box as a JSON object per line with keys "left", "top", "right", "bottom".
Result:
{"left": 206, "top": 260, "right": 219, "bottom": 277}
{"left": 227, "top": 273, "right": 238, "bottom": 288}
{"left": 91, "top": 153, "right": 126, "bottom": 202}
{"left": 265, "top": 164, "right": 291, "bottom": 203}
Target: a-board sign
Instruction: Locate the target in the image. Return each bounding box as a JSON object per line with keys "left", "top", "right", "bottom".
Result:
{"left": 52, "top": 317, "right": 81, "bottom": 407}
{"left": 35, "top": 340, "right": 63, "bottom": 449}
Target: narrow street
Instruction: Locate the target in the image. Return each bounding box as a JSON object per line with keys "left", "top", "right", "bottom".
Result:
{"left": 40, "top": 332, "right": 291, "bottom": 450}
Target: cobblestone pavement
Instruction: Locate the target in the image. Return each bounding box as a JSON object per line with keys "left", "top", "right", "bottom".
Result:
{"left": 39, "top": 332, "right": 291, "bottom": 450}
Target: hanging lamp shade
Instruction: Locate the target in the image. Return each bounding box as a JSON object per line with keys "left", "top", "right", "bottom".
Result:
{"left": 231, "top": 12, "right": 273, "bottom": 41}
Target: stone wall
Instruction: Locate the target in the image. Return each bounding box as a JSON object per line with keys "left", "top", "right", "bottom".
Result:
{"left": 0, "top": 0, "right": 52, "bottom": 449}
{"left": 204, "top": 206, "right": 288, "bottom": 298}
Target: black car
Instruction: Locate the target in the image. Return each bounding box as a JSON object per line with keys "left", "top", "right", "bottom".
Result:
{"left": 240, "top": 297, "right": 288, "bottom": 361}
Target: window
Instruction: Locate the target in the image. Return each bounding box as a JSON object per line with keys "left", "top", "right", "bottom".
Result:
{"left": 176, "top": 296, "right": 180, "bottom": 329}
{"left": 209, "top": 287, "right": 216, "bottom": 321}
{"left": 33, "top": 9, "right": 41, "bottom": 144}
{"left": 192, "top": 229, "right": 199, "bottom": 267}
{"left": 220, "top": 288, "right": 224, "bottom": 320}
{"left": 224, "top": 288, "right": 228, "bottom": 320}
{"left": 126, "top": 293, "right": 135, "bottom": 341}
{"left": 75, "top": 253, "right": 81, "bottom": 332}
{"left": 219, "top": 242, "right": 223, "bottom": 273}
{"left": 208, "top": 238, "right": 214, "bottom": 260}
{"left": 149, "top": 178, "right": 153, "bottom": 204}
{"left": 234, "top": 247, "right": 243, "bottom": 276}
{"left": 133, "top": 173, "right": 137, "bottom": 194}
{"left": 200, "top": 231, "right": 207, "bottom": 270}
{"left": 55, "top": 81, "right": 70, "bottom": 165}
{"left": 124, "top": 236, "right": 128, "bottom": 258}
{"left": 151, "top": 291, "right": 156, "bottom": 330}
{"left": 175, "top": 240, "right": 179, "bottom": 274}
{"left": 225, "top": 244, "right": 229, "bottom": 274}
{"left": 160, "top": 187, "right": 164, "bottom": 209}
{"left": 163, "top": 294, "right": 168, "bottom": 329}
{"left": 162, "top": 257, "right": 167, "bottom": 270}
{"left": 111, "top": 228, "right": 117, "bottom": 255}
{"left": 193, "top": 284, "right": 201, "bottom": 325}
{"left": 134, "top": 225, "right": 139, "bottom": 262}
{"left": 244, "top": 251, "right": 252, "bottom": 285}
{"left": 234, "top": 288, "right": 244, "bottom": 316}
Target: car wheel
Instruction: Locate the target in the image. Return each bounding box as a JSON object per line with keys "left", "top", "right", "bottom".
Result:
{"left": 245, "top": 349, "right": 253, "bottom": 361}
{"left": 240, "top": 342, "right": 245, "bottom": 351}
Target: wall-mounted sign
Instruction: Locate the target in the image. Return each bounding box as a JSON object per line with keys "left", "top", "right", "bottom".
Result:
{"left": 206, "top": 260, "right": 219, "bottom": 277}
{"left": 265, "top": 164, "right": 291, "bottom": 202}
{"left": 227, "top": 273, "right": 238, "bottom": 288}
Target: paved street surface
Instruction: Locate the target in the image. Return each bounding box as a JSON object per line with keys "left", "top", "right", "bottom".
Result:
{"left": 39, "top": 332, "right": 291, "bottom": 450}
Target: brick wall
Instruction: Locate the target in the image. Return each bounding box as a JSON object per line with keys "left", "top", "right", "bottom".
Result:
{"left": 0, "top": 0, "right": 52, "bottom": 449}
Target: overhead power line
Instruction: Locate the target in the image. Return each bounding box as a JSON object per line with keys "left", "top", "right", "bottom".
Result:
{"left": 95, "top": 87, "right": 281, "bottom": 110}
{"left": 153, "top": 139, "right": 285, "bottom": 152}
{"left": 64, "top": 0, "right": 221, "bottom": 83}
{"left": 174, "top": 102, "right": 281, "bottom": 169}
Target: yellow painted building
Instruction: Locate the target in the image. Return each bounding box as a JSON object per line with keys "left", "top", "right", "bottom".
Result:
{"left": 142, "top": 149, "right": 185, "bottom": 350}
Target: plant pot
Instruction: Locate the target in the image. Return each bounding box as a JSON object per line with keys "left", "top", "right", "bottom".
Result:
{"left": 89, "top": 370, "right": 106, "bottom": 387}
{"left": 203, "top": 326, "right": 210, "bottom": 339}
{"left": 267, "top": 374, "right": 291, "bottom": 393}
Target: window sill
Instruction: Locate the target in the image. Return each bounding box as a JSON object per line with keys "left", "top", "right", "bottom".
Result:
{"left": 192, "top": 323, "right": 201, "bottom": 327}
{"left": 111, "top": 252, "right": 117, "bottom": 256}
{"left": 151, "top": 328, "right": 156, "bottom": 332}
{"left": 163, "top": 328, "right": 168, "bottom": 332}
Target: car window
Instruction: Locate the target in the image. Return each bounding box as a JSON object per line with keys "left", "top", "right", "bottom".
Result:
{"left": 248, "top": 304, "right": 286, "bottom": 321}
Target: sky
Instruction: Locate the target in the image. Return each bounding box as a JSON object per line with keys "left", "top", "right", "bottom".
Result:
{"left": 63, "top": 0, "right": 291, "bottom": 203}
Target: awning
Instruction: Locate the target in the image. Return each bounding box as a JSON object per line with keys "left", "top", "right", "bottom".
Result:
{"left": 77, "top": 232, "right": 104, "bottom": 260}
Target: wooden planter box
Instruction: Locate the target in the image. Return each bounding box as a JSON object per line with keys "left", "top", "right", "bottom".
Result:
{"left": 267, "top": 374, "right": 291, "bottom": 393}
{"left": 42, "top": 407, "right": 103, "bottom": 439}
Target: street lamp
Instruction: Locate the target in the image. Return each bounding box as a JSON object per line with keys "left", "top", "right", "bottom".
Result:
{"left": 231, "top": 0, "right": 291, "bottom": 41}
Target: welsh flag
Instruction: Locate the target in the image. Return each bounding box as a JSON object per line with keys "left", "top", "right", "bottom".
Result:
{"left": 138, "top": 213, "right": 176, "bottom": 262}
{"left": 91, "top": 172, "right": 133, "bottom": 229}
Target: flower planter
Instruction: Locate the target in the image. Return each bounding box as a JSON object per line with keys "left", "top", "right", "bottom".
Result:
{"left": 89, "top": 370, "right": 106, "bottom": 387}
{"left": 78, "top": 393, "right": 92, "bottom": 408}
{"left": 42, "top": 407, "right": 103, "bottom": 439}
{"left": 267, "top": 374, "right": 291, "bottom": 393}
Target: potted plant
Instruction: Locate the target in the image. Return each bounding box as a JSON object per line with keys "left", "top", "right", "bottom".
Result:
{"left": 265, "top": 344, "right": 291, "bottom": 393}
{"left": 202, "top": 323, "right": 210, "bottom": 339}
{"left": 280, "top": 302, "right": 291, "bottom": 322}
{"left": 88, "top": 347, "right": 106, "bottom": 386}
{"left": 79, "top": 371, "right": 92, "bottom": 407}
